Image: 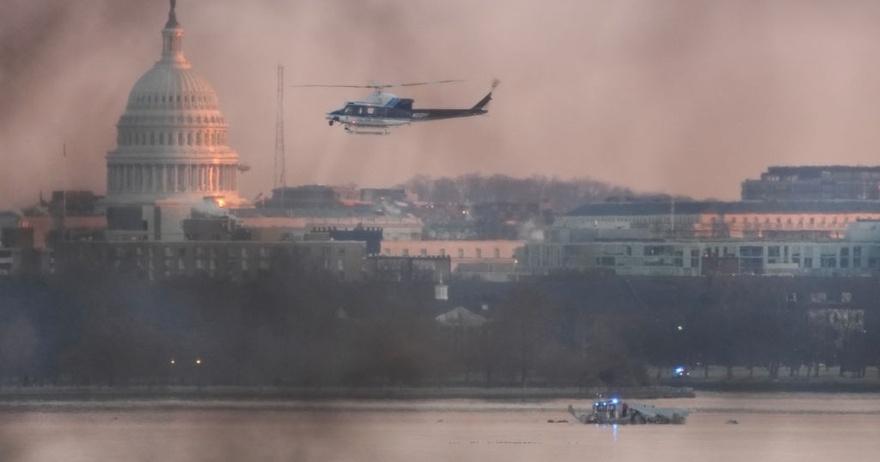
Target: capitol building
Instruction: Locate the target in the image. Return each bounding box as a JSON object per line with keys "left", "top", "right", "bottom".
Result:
{"left": 105, "top": 2, "right": 245, "bottom": 241}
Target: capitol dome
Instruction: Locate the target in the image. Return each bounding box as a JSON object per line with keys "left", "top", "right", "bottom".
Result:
{"left": 106, "top": 2, "right": 244, "bottom": 208}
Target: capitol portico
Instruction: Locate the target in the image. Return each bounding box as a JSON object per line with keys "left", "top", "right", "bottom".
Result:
{"left": 105, "top": 1, "right": 245, "bottom": 241}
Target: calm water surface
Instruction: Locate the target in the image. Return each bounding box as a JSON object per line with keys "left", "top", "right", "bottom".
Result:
{"left": 1, "top": 392, "right": 879, "bottom": 462}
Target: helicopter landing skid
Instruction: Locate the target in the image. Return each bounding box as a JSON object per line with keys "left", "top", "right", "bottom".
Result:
{"left": 344, "top": 126, "right": 389, "bottom": 135}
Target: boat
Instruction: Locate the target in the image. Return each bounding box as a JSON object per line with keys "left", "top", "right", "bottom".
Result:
{"left": 567, "top": 395, "right": 689, "bottom": 425}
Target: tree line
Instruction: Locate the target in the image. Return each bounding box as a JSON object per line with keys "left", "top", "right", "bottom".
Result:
{"left": 401, "top": 173, "right": 660, "bottom": 212}
{"left": 1, "top": 268, "right": 879, "bottom": 389}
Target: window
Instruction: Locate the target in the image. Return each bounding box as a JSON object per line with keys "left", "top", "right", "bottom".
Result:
{"left": 768, "top": 246, "right": 781, "bottom": 263}
{"left": 818, "top": 247, "right": 837, "bottom": 268}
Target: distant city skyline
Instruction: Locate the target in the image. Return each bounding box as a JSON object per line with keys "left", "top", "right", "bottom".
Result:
{"left": 7, "top": 0, "right": 880, "bottom": 210}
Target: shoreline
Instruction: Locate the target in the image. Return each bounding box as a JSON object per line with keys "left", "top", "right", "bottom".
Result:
{"left": 1, "top": 380, "right": 878, "bottom": 402}
{"left": 2, "top": 371, "right": 880, "bottom": 402}
{"left": 0, "top": 385, "right": 692, "bottom": 402}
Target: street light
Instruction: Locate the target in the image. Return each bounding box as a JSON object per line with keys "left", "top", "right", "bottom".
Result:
{"left": 195, "top": 358, "right": 203, "bottom": 390}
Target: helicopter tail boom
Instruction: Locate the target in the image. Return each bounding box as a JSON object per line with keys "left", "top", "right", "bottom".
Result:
{"left": 412, "top": 79, "right": 499, "bottom": 121}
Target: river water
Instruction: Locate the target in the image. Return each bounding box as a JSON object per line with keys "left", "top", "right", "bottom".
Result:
{"left": 1, "top": 392, "right": 879, "bottom": 462}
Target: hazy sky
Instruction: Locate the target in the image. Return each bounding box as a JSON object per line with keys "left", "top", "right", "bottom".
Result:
{"left": 5, "top": 0, "right": 880, "bottom": 210}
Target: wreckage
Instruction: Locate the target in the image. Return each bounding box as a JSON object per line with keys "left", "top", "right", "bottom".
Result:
{"left": 568, "top": 396, "right": 689, "bottom": 425}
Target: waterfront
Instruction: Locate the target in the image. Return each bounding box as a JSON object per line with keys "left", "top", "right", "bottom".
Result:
{"left": 1, "top": 392, "right": 879, "bottom": 461}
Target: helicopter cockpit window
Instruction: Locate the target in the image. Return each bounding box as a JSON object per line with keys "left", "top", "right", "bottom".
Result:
{"left": 343, "top": 104, "right": 357, "bottom": 115}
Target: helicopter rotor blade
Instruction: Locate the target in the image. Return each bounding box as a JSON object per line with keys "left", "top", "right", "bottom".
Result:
{"left": 291, "top": 84, "right": 377, "bottom": 89}
{"left": 292, "top": 80, "right": 464, "bottom": 90}
{"left": 396, "top": 79, "right": 464, "bottom": 87}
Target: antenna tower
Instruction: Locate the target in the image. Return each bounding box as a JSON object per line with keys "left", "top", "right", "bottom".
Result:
{"left": 274, "top": 64, "right": 287, "bottom": 190}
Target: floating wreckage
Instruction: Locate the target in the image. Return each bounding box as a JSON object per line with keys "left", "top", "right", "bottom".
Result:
{"left": 568, "top": 396, "right": 689, "bottom": 425}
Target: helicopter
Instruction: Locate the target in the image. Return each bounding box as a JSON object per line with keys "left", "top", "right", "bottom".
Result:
{"left": 297, "top": 79, "right": 499, "bottom": 135}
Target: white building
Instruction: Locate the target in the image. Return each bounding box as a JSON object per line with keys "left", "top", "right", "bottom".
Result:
{"left": 105, "top": 3, "right": 245, "bottom": 241}
{"left": 523, "top": 221, "right": 880, "bottom": 277}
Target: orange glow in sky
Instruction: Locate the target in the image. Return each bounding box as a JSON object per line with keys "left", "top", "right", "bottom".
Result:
{"left": 5, "top": 1, "right": 880, "bottom": 210}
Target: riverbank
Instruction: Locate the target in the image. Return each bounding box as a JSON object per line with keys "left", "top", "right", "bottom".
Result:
{"left": 2, "top": 364, "right": 879, "bottom": 402}
{"left": 0, "top": 384, "right": 693, "bottom": 402}
{"left": 656, "top": 364, "right": 880, "bottom": 393}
